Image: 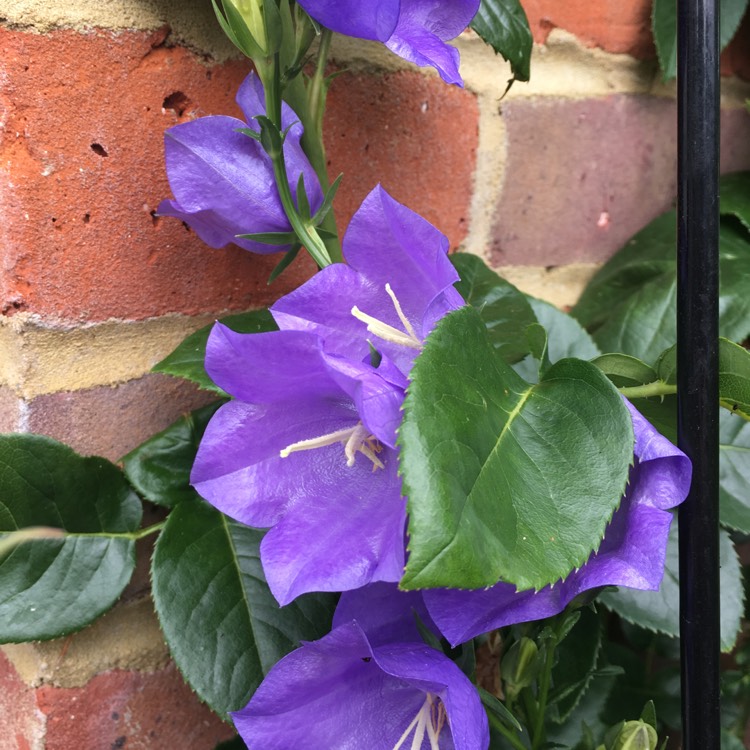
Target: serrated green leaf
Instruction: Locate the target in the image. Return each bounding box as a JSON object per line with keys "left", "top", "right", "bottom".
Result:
{"left": 550, "top": 607, "right": 603, "bottom": 724}
{"left": 653, "top": 0, "right": 749, "bottom": 80}
{"left": 399, "top": 306, "right": 634, "bottom": 591}
{"left": 599, "top": 523, "right": 744, "bottom": 651}
{"left": 0, "top": 435, "right": 142, "bottom": 642}
{"left": 152, "top": 497, "right": 335, "bottom": 716}
{"left": 526, "top": 296, "right": 601, "bottom": 362}
{"left": 153, "top": 310, "right": 278, "bottom": 392}
{"left": 572, "top": 214, "right": 750, "bottom": 364}
{"left": 719, "top": 409, "right": 750, "bottom": 533}
{"left": 719, "top": 337, "right": 750, "bottom": 419}
{"left": 122, "top": 402, "right": 223, "bottom": 508}
{"left": 451, "top": 253, "right": 537, "bottom": 364}
{"left": 471, "top": 0, "right": 533, "bottom": 83}
{"left": 720, "top": 171, "right": 750, "bottom": 232}
{"left": 592, "top": 354, "right": 658, "bottom": 389}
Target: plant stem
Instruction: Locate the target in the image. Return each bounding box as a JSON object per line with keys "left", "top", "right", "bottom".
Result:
{"left": 487, "top": 714, "right": 528, "bottom": 750}
{"left": 531, "top": 635, "right": 558, "bottom": 750}
{"left": 618, "top": 381, "right": 678, "bottom": 399}
{"left": 263, "top": 52, "right": 332, "bottom": 268}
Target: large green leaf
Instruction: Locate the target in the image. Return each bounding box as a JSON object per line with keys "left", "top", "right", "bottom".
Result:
{"left": 122, "top": 401, "right": 223, "bottom": 508}
{"left": 451, "top": 253, "right": 537, "bottom": 364}
{"left": 599, "top": 523, "right": 744, "bottom": 652}
{"left": 153, "top": 309, "right": 278, "bottom": 393}
{"left": 0, "top": 435, "right": 142, "bottom": 642}
{"left": 399, "top": 306, "right": 634, "bottom": 591}
{"left": 152, "top": 497, "right": 335, "bottom": 716}
{"left": 719, "top": 409, "right": 750, "bottom": 533}
{"left": 572, "top": 214, "right": 750, "bottom": 364}
{"left": 653, "top": 0, "right": 749, "bottom": 80}
{"left": 721, "top": 171, "right": 750, "bottom": 232}
{"left": 470, "top": 0, "right": 533, "bottom": 83}
{"left": 719, "top": 337, "right": 750, "bottom": 420}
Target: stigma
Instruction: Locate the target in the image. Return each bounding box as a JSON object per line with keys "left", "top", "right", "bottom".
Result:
{"left": 279, "top": 422, "right": 384, "bottom": 470}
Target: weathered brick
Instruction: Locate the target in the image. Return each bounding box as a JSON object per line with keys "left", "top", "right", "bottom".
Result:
{"left": 0, "top": 650, "right": 44, "bottom": 750}
{"left": 26, "top": 373, "right": 216, "bottom": 461}
{"left": 0, "top": 27, "right": 477, "bottom": 323}
{"left": 721, "top": 11, "right": 750, "bottom": 81}
{"left": 325, "top": 69, "right": 478, "bottom": 249}
{"left": 35, "top": 665, "right": 235, "bottom": 749}
{"left": 0, "top": 386, "right": 21, "bottom": 433}
{"left": 522, "top": 0, "right": 655, "bottom": 59}
{"left": 490, "top": 96, "right": 750, "bottom": 267}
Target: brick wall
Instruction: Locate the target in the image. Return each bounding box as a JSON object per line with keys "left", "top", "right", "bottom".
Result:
{"left": 1, "top": 1, "right": 749, "bottom": 747}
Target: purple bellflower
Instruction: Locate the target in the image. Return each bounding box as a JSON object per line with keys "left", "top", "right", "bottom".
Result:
{"left": 157, "top": 72, "right": 322, "bottom": 254}
{"left": 232, "top": 620, "right": 490, "bottom": 749}
{"left": 296, "top": 0, "right": 481, "bottom": 85}
{"left": 191, "top": 187, "right": 462, "bottom": 605}
{"left": 420, "top": 400, "right": 692, "bottom": 646}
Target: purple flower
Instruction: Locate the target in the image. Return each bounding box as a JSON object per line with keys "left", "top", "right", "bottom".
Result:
{"left": 232, "top": 620, "right": 489, "bottom": 749}
{"left": 157, "top": 72, "right": 322, "bottom": 254}
{"left": 296, "top": 0, "right": 480, "bottom": 85}
{"left": 190, "top": 187, "right": 462, "bottom": 604}
{"left": 191, "top": 327, "right": 406, "bottom": 605}
{"left": 421, "top": 400, "right": 692, "bottom": 645}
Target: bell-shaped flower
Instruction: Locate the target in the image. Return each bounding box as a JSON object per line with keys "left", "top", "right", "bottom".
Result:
{"left": 421, "top": 400, "right": 692, "bottom": 645}
{"left": 296, "top": 0, "right": 480, "bottom": 85}
{"left": 157, "top": 72, "right": 322, "bottom": 254}
{"left": 271, "top": 184, "right": 464, "bottom": 411}
{"left": 191, "top": 325, "right": 407, "bottom": 606}
{"left": 232, "top": 620, "right": 490, "bottom": 749}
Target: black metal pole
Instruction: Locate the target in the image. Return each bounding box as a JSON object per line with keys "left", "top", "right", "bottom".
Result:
{"left": 677, "top": 0, "right": 721, "bottom": 747}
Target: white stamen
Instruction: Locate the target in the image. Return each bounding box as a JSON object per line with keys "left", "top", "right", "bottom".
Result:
{"left": 392, "top": 695, "right": 444, "bottom": 750}
{"left": 351, "top": 283, "right": 422, "bottom": 350}
{"left": 279, "top": 422, "right": 384, "bottom": 470}
{"left": 385, "top": 283, "right": 419, "bottom": 342}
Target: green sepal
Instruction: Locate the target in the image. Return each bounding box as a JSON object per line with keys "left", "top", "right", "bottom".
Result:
{"left": 234, "top": 126, "right": 262, "bottom": 142}
{"left": 311, "top": 173, "right": 344, "bottom": 226}
{"left": 268, "top": 243, "right": 302, "bottom": 284}
{"left": 236, "top": 231, "right": 297, "bottom": 245}
{"left": 296, "top": 171, "right": 311, "bottom": 218}
{"left": 255, "top": 114, "right": 284, "bottom": 158}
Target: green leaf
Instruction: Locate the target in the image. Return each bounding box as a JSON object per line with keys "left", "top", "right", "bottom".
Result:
{"left": 653, "top": 0, "right": 749, "bottom": 80}
{"left": 526, "top": 296, "right": 601, "bottom": 362}
{"left": 572, "top": 214, "right": 750, "bottom": 364}
{"left": 592, "top": 354, "right": 658, "bottom": 389}
{"left": 399, "top": 306, "right": 634, "bottom": 591}
{"left": 267, "top": 243, "right": 302, "bottom": 284}
{"left": 311, "top": 172, "right": 343, "bottom": 226}
{"left": 152, "top": 497, "right": 335, "bottom": 716}
{"left": 599, "top": 523, "right": 745, "bottom": 652}
{"left": 720, "top": 171, "right": 750, "bottom": 232}
{"left": 122, "top": 402, "right": 223, "bottom": 508}
{"left": 549, "top": 607, "right": 603, "bottom": 724}
{"left": 719, "top": 409, "right": 750, "bottom": 533}
{"left": 235, "top": 231, "right": 297, "bottom": 245}
{"left": 719, "top": 337, "right": 750, "bottom": 419}
{"left": 451, "top": 253, "right": 537, "bottom": 364}
{"left": 153, "top": 309, "right": 278, "bottom": 393}
{"left": 471, "top": 0, "right": 533, "bottom": 83}
{"left": 479, "top": 686, "right": 523, "bottom": 732}
{"left": 0, "top": 435, "right": 142, "bottom": 642}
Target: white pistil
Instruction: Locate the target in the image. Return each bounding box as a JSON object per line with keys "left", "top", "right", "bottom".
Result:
{"left": 279, "top": 422, "right": 384, "bottom": 470}
{"left": 392, "top": 695, "right": 444, "bottom": 750}
{"left": 351, "top": 284, "right": 422, "bottom": 350}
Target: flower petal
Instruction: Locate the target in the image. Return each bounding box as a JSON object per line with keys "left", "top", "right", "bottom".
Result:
{"left": 295, "top": 0, "right": 402, "bottom": 42}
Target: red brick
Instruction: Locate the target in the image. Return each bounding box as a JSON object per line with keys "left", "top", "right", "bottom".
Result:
{"left": 721, "top": 10, "right": 750, "bottom": 81}
{"left": 490, "top": 96, "right": 750, "bottom": 267}
{"left": 26, "top": 373, "right": 216, "bottom": 461}
{"left": 521, "top": 0, "right": 656, "bottom": 59}
{"left": 35, "top": 665, "right": 234, "bottom": 750}
{"left": 0, "top": 650, "right": 44, "bottom": 750}
{"left": 324, "top": 69, "right": 477, "bottom": 250}
{"left": 0, "top": 28, "right": 476, "bottom": 324}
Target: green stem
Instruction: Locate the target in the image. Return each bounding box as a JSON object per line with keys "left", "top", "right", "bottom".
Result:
{"left": 531, "top": 637, "right": 557, "bottom": 750}
{"left": 487, "top": 714, "right": 528, "bottom": 750}
{"left": 263, "top": 52, "right": 332, "bottom": 269}
{"left": 618, "top": 381, "right": 677, "bottom": 399}
{"left": 308, "top": 28, "right": 332, "bottom": 138}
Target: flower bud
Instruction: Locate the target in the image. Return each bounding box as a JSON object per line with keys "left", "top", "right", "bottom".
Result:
{"left": 228, "top": 0, "right": 267, "bottom": 53}
{"left": 610, "top": 721, "right": 659, "bottom": 750}
{"left": 501, "top": 637, "right": 540, "bottom": 700}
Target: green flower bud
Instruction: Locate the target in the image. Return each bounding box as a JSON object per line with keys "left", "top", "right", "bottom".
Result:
{"left": 501, "top": 637, "right": 540, "bottom": 700}
{"left": 228, "top": 0, "right": 267, "bottom": 53}
{"left": 610, "top": 721, "right": 659, "bottom": 750}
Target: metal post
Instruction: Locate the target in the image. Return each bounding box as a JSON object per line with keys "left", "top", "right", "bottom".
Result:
{"left": 677, "top": 0, "right": 721, "bottom": 747}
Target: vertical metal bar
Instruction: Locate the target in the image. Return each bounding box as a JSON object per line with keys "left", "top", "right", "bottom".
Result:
{"left": 677, "top": 0, "right": 721, "bottom": 747}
